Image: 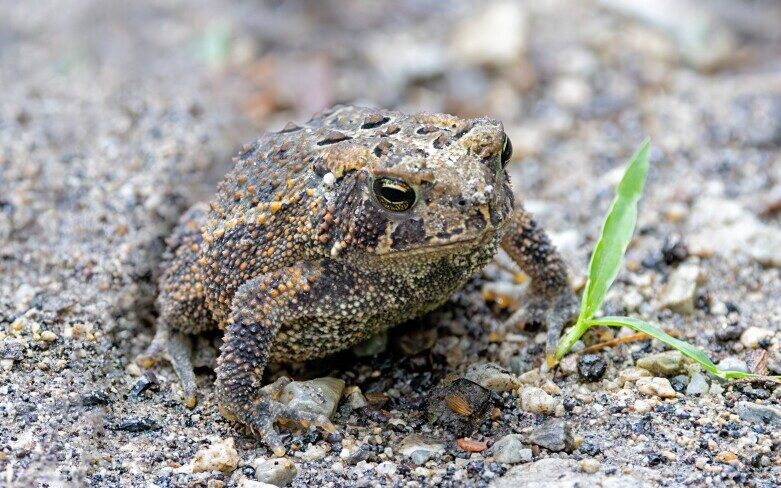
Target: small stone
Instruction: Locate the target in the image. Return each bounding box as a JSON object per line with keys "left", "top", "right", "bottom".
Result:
{"left": 193, "top": 437, "right": 239, "bottom": 474}
{"left": 579, "top": 458, "right": 600, "bottom": 474}
{"left": 279, "top": 377, "right": 345, "bottom": 419}
{"left": 297, "top": 444, "right": 328, "bottom": 462}
{"left": 633, "top": 399, "right": 655, "bottom": 414}
{"left": 715, "top": 325, "right": 745, "bottom": 342}
{"left": 399, "top": 434, "right": 444, "bottom": 463}
{"left": 622, "top": 290, "right": 644, "bottom": 312}
{"left": 558, "top": 354, "right": 578, "bottom": 375}
{"left": 519, "top": 386, "right": 557, "bottom": 415}
{"left": 636, "top": 350, "right": 685, "bottom": 376}
{"left": 465, "top": 362, "right": 520, "bottom": 392}
{"left": 410, "top": 450, "right": 434, "bottom": 466}
{"left": 115, "top": 417, "right": 159, "bottom": 432}
{"left": 238, "top": 479, "right": 277, "bottom": 488}
{"left": 252, "top": 457, "right": 297, "bottom": 486}
{"left": 715, "top": 451, "right": 737, "bottom": 463}
{"left": 735, "top": 401, "right": 781, "bottom": 426}
{"left": 0, "top": 340, "right": 23, "bottom": 360}
{"left": 451, "top": 0, "right": 528, "bottom": 67}
{"left": 577, "top": 354, "right": 606, "bottom": 382}
{"left": 740, "top": 327, "right": 773, "bottom": 349}
{"left": 529, "top": 419, "right": 575, "bottom": 453}
{"left": 492, "top": 434, "right": 532, "bottom": 464}
{"left": 375, "top": 461, "right": 396, "bottom": 477}
{"left": 81, "top": 391, "right": 111, "bottom": 406}
{"left": 618, "top": 366, "right": 652, "bottom": 386}
{"left": 717, "top": 356, "right": 748, "bottom": 373}
{"left": 670, "top": 375, "right": 689, "bottom": 392}
{"left": 636, "top": 377, "right": 676, "bottom": 399}
{"left": 40, "top": 330, "right": 57, "bottom": 342}
{"left": 686, "top": 372, "right": 709, "bottom": 395}
{"left": 660, "top": 263, "right": 702, "bottom": 314}
{"left": 129, "top": 371, "right": 158, "bottom": 400}
{"left": 343, "top": 386, "right": 368, "bottom": 410}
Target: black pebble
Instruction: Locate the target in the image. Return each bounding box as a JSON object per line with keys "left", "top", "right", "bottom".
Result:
{"left": 577, "top": 354, "right": 607, "bottom": 382}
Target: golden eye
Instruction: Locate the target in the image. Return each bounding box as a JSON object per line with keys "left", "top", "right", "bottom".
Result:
{"left": 372, "top": 177, "right": 416, "bottom": 212}
{"left": 501, "top": 134, "right": 513, "bottom": 167}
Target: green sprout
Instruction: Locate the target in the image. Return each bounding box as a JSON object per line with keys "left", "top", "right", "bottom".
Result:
{"left": 554, "top": 139, "right": 777, "bottom": 381}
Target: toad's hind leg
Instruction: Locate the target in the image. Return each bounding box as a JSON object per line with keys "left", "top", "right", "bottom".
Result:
{"left": 136, "top": 203, "right": 215, "bottom": 408}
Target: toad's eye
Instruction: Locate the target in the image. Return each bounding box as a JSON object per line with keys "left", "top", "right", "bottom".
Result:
{"left": 501, "top": 135, "right": 513, "bottom": 168}
{"left": 372, "top": 177, "right": 417, "bottom": 212}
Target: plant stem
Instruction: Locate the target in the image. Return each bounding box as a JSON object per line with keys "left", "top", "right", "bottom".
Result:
{"left": 555, "top": 319, "right": 591, "bottom": 360}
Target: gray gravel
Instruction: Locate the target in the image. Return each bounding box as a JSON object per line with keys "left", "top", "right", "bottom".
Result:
{"left": 2, "top": 1, "right": 780, "bottom": 487}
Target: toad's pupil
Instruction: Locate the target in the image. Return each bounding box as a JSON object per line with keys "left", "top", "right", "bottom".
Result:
{"left": 373, "top": 177, "right": 416, "bottom": 212}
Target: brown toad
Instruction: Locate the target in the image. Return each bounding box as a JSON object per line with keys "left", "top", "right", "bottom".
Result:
{"left": 138, "top": 105, "right": 576, "bottom": 454}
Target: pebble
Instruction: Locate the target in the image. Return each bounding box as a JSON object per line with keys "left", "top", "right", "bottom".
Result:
{"left": 636, "top": 350, "right": 685, "bottom": 376}
{"left": 519, "top": 386, "right": 557, "bottom": 415}
{"left": 451, "top": 0, "right": 528, "bottom": 67}
{"left": 116, "top": 417, "right": 159, "bottom": 432}
{"left": 492, "top": 434, "right": 532, "bottom": 464}
{"left": 740, "top": 326, "right": 773, "bottom": 349}
{"left": 635, "top": 377, "right": 676, "bottom": 399}
{"left": 40, "top": 330, "right": 57, "bottom": 342}
{"left": 579, "top": 458, "right": 601, "bottom": 474}
{"left": 670, "top": 375, "right": 689, "bottom": 392}
{"left": 633, "top": 399, "right": 656, "bottom": 414}
{"left": 279, "top": 377, "right": 345, "bottom": 419}
{"left": 193, "top": 437, "right": 239, "bottom": 473}
{"left": 687, "top": 197, "right": 781, "bottom": 267}
{"left": 618, "top": 366, "right": 652, "bottom": 386}
{"left": 717, "top": 356, "right": 748, "bottom": 373}
{"left": 558, "top": 354, "right": 579, "bottom": 375}
{"left": 239, "top": 479, "right": 278, "bottom": 488}
{"left": 577, "top": 354, "right": 607, "bottom": 381}
{"left": 685, "top": 372, "right": 709, "bottom": 395}
{"left": 715, "top": 324, "right": 745, "bottom": 342}
{"left": 529, "top": 418, "right": 575, "bottom": 453}
{"left": 659, "top": 263, "right": 701, "bottom": 314}
{"left": 343, "top": 386, "right": 368, "bottom": 410}
{"left": 465, "top": 362, "right": 520, "bottom": 392}
{"left": 410, "top": 450, "right": 435, "bottom": 466}
{"left": 375, "top": 461, "right": 396, "bottom": 477}
{"left": 493, "top": 458, "right": 645, "bottom": 487}
{"left": 399, "top": 434, "right": 444, "bottom": 463}
{"left": 252, "top": 457, "right": 297, "bottom": 486}
{"left": 735, "top": 401, "right": 781, "bottom": 426}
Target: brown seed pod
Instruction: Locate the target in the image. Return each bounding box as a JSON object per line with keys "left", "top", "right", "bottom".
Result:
{"left": 445, "top": 394, "right": 473, "bottom": 417}
{"left": 456, "top": 438, "right": 487, "bottom": 452}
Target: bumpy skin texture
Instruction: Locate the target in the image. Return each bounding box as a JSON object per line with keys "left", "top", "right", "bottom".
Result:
{"left": 139, "top": 106, "right": 577, "bottom": 453}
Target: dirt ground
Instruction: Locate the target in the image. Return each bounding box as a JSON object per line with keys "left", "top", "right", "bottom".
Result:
{"left": 1, "top": 1, "right": 780, "bottom": 487}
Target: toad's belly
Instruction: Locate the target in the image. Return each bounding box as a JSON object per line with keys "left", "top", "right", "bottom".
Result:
{"left": 268, "top": 293, "right": 451, "bottom": 362}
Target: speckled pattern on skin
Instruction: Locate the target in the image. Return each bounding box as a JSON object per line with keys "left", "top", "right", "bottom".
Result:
{"left": 138, "top": 105, "right": 577, "bottom": 453}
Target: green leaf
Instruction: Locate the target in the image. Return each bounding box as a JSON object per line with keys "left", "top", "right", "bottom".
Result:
{"left": 590, "top": 316, "right": 759, "bottom": 380}
{"left": 578, "top": 139, "right": 650, "bottom": 323}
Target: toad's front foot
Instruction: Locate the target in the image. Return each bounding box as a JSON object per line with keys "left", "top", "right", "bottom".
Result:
{"left": 505, "top": 290, "right": 579, "bottom": 364}
{"left": 136, "top": 322, "right": 198, "bottom": 408}
{"left": 220, "top": 377, "right": 336, "bottom": 457}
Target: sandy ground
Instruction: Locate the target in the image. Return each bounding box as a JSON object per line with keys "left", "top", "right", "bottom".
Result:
{"left": 1, "top": 1, "right": 780, "bottom": 487}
